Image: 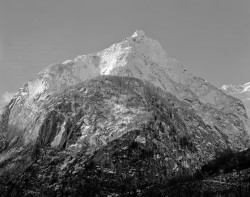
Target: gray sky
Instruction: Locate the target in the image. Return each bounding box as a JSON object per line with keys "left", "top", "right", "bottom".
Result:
{"left": 0, "top": 0, "right": 250, "bottom": 99}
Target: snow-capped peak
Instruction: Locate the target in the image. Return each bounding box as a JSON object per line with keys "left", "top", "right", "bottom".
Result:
{"left": 8, "top": 30, "right": 250, "bottom": 146}
{"left": 242, "top": 82, "right": 250, "bottom": 92}
{"left": 18, "top": 30, "right": 247, "bottom": 117}
{"left": 221, "top": 82, "right": 250, "bottom": 93}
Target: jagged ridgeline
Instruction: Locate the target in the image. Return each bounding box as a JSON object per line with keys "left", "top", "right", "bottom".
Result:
{"left": 0, "top": 31, "right": 250, "bottom": 196}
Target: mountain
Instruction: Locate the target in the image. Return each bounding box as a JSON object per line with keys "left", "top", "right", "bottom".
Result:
{"left": 0, "top": 30, "right": 250, "bottom": 196}
{"left": 221, "top": 82, "right": 250, "bottom": 116}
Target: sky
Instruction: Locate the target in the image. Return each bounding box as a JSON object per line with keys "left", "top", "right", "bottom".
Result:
{"left": 0, "top": 0, "right": 250, "bottom": 102}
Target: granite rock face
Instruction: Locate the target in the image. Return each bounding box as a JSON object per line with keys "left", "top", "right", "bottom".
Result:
{"left": 0, "top": 31, "right": 249, "bottom": 196}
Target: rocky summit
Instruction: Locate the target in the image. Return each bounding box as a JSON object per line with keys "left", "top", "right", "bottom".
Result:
{"left": 0, "top": 31, "right": 250, "bottom": 196}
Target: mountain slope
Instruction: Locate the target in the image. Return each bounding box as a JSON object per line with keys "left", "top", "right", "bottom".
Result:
{"left": 1, "top": 76, "right": 247, "bottom": 196}
{"left": 1, "top": 30, "right": 248, "bottom": 152}
{"left": 0, "top": 31, "right": 250, "bottom": 196}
